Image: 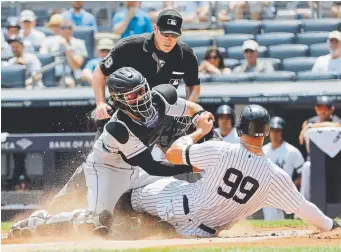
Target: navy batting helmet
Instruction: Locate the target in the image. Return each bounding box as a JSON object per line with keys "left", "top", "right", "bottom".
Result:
{"left": 236, "top": 104, "right": 270, "bottom": 137}
{"left": 269, "top": 117, "right": 286, "bottom": 130}
{"left": 216, "top": 105, "right": 235, "bottom": 126}
{"left": 107, "top": 67, "right": 156, "bottom": 127}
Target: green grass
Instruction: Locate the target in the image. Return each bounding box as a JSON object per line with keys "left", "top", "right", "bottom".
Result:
{"left": 1, "top": 221, "right": 13, "bottom": 232}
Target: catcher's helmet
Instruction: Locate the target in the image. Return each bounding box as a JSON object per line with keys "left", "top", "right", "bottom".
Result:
{"left": 269, "top": 116, "right": 286, "bottom": 130}
{"left": 236, "top": 104, "right": 270, "bottom": 137}
{"left": 107, "top": 67, "right": 157, "bottom": 127}
{"left": 216, "top": 104, "right": 235, "bottom": 126}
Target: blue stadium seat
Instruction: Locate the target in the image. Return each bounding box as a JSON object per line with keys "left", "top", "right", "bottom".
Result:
{"left": 198, "top": 73, "right": 212, "bottom": 83}
{"left": 73, "top": 27, "right": 95, "bottom": 58}
{"left": 240, "top": 58, "right": 281, "bottom": 70}
{"left": 223, "top": 20, "right": 262, "bottom": 35}
{"left": 281, "top": 57, "right": 317, "bottom": 73}
{"left": 223, "top": 59, "right": 240, "bottom": 70}
{"left": 180, "top": 36, "right": 213, "bottom": 48}
{"left": 215, "top": 34, "right": 254, "bottom": 49}
{"left": 35, "top": 9, "right": 50, "bottom": 26}
{"left": 36, "top": 54, "right": 57, "bottom": 87}
{"left": 35, "top": 26, "right": 53, "bottom": 36}
{"left": 193, "top": 47, "right": 226, "bottom": 62}
{"left": 262, "top": 20, "right": 301, "bottom": 33}
{"left": 253, "top": 71, "right": 296, "bottom": 82}
{"left": 256, "top": 33, "right": 295, "bottom": 47}
{"left": 268, "top": 44, "right": 309, "bottom": 60}
{"left": 1, "top": 65, "right": 26, "bottom": 88}
{"left": 302, "top": 19, "right": 341, "bottom": 32}
{"left": 296, "top": 71, "right": 336, "bottom": 81}
{"left": 295, "top": 32, "right": 329, "bottom": 45}
{"left": 227, "top": 45, "right": 267, "bottom": 60}
{"left": 309, "top": 43, "right": 329, "bottom": 57}
{"left": 211, "top": 73, "right": 252, "bottom": 83}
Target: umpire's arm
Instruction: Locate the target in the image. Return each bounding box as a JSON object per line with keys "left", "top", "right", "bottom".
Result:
{"left": 183, "top": 48, "right": 201, "bottom": 102}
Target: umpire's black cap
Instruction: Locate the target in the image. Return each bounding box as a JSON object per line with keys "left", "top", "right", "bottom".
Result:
{"left": 157, "top": 9, "right": 182, "bottom": 36}
{"left": 236, "top": 104, "right": 270, "bottom": 137}
{"left": 316, "top": 96, "right": 334, "bottom": 108}
{"left": 269, "top": 117, "right": 286, "bottom": 130}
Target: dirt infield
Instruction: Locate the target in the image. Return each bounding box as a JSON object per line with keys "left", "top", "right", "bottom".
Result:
{"left": 2, "top": 225, "right": 341, "bottom": 252}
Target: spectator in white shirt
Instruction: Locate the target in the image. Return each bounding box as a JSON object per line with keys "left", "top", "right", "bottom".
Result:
{"left": 214, "top": 104, "right": 240, "bottom": 144}
{"left": 40, "top": 20, "right": 88, "bottom": 88}
{"left": 19, "top": 10, "right": 46, "bottom": 47}
{"left": 7, "top": 35, "right": 43, "bottom": 89}
{"left": 312, "top": 30, "right": 341, "bottom": 75}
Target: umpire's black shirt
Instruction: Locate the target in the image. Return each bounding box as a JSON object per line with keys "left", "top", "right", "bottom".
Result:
{"left": 99, "top": 32, "right": 200, "bottom": 89}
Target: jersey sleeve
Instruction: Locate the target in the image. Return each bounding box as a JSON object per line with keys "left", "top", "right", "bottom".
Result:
{"left": 103, "top": 120, "right": 148, "bottom": 159}
{"left": 181, "top": 141, "right": 225, "bottom": 170}
{"left": 165, "top": 97, "right": 187, "bottom": 117}
{"left": 99, "top": 39, "right": 126, "bottom": 76}
{"left": 267, "top": 168, "right": 305, "bottom": 214}
{"left": 291, "top": 149, "right": 305, "bottom": 170}
{"left": 183, "top": 48, "right": 200, "bottom": 86}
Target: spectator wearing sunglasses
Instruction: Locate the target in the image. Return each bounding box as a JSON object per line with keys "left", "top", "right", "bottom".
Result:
{"left": 40, "top": 20, "right": 88, "bottom": 87}
{"left": 233, "top": 40, "right": 274, "bottom": 73}
{"left": 81, "top": 38, "right": 114, "bottom": 85}
{"left": 199, "top": 47, "right": 231, "bottom": 75}
{"left": 113, "top": 1, "right": 153, "bottom": 38}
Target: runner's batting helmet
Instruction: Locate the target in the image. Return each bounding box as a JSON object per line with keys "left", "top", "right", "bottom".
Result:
{"left": 236, "top": 104, "right": 270, "bottom": 137}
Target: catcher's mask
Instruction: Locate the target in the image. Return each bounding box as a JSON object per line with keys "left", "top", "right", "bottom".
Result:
{"left": 108, "top": 67, "right": 158, "bottom": 128}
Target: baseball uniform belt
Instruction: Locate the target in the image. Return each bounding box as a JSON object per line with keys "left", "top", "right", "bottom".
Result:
{"left": 183, "top": 195, "right": 216, "bottom": 235}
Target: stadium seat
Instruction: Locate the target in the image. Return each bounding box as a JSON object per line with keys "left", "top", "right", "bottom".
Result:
{"left": 256, "top": 33, "right": 295, "bottom": 47}
{"left": 253, "top": 71, "right": 296, "bottom": 82}
{"left": 223, "top": 20, "right": 262, "bottom": 35}
{"left": 262, "top": 20, "right": 301, "bottom": 33}
{"left": 268, "top": 44, "right": 309, "bottom": 60}
{"left": 301, "top": 19, "right": 341, "bottom": 32}
{"left": 73, "top": 27, "right": 95, "bottom": 58}
{"left": 281, "top": 57, "right": 317, "bottom": 73}
{"left": 180, "top": 36, "right": 213, "bottom": 48}
{"left": 295, "top": 32, "right": 329, "bottom": 45}
{"left": 193, "top": 47, "right": 226, "bottom": 62}
{"left": 227, "top": 45, "right": 267, "bottom": 60}
{"left": 215, "top": 34, "right": 254, "bottom": 49}
{"left": 296, "top": 71, "right": 336, "bottom": 81}
{"left": 36, "top": 54, "right": 57, "bottom": 87}
{"left": 198, "top": 73, "right": 212, "bottom": 83}
{"left": 35, "top": 26, "right": 53, "bottom": 36}
{"left": 309, "top": 43, "right": 329, "bottom": 57}
{"left": 1, "top": 65, "right": 26, "bottom": 88}
{"left": 211, "top": 73, "right": 253, "bottom": 83}
{"left": 240, "top": 58, "right": 281, "bottom": 70}
{"left": 35, "top": 9, "right": 50, "bottom": 26}
{"left": 223, "top": 59, "right": 240, "bottom": 70}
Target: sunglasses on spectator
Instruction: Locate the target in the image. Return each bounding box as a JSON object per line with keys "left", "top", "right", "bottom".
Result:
{"left": 61, "top": 25, "right": 73, "bottom": 30}
{"left": 244, "top": 49, "right": 255, "bottom": 53}
{"left": 207, "top": 55, "right": 218, "bottom": 60}
{"left": 159, "top": 30, "right": 179, "bottom": 39}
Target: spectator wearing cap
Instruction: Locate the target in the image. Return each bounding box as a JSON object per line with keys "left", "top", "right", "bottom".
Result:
{"left": 19, "top": 10, "right": 46, "bottom": 47}
{"left": 81, "top": 38, "right": 114, "bottom": 85}
{"left": 2, "top": 18, "right": 34, "bottom": 58}
{"left": 113, "top": 1, "right": 153, "bottom": 38}
{"left": 233, "top": 40, "right": 274, "bottom": 73}
{"left": 40, "top": 20, "right": 88, "bottom": 88}
{"left": 312, "top": 31, "right": 341, "bottom": 75}
{"left": 7, "top": 35, "right": 44, "bottom": 89}
{"left": 199, "top": 47, "right": 231, "bottom": 75}
{"left": 61, "top": 1, "right": 97, "bottom": 32}
{"left": 46, "top": 14, "right": 64, "bottom": 36}
{"left": 299, "top": 96, "right": 341, "bottom": 201}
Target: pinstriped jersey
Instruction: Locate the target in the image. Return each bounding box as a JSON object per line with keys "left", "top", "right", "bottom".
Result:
{"left": 180, "top": 141, "right": 305, "bottom": 231}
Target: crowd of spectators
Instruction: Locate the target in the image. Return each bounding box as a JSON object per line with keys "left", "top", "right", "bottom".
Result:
{"left": 1, "top": 1, "right": 341, "bottom": 89}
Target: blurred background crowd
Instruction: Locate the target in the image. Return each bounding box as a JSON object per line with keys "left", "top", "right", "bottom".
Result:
{"left": 1, "top": 1, "right": 341, "bottom": 89}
